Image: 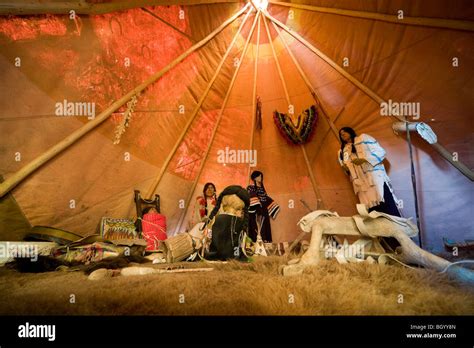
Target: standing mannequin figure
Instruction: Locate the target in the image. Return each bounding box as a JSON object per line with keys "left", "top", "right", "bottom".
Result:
{"left": 338, "top": 127, "right": 400, "bottom": 216}
{"left": 247, "top": 171, "right": 280, "bottom": 242}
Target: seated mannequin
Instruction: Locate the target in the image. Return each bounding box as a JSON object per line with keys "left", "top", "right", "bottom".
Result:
{"left": 205, "top": 186, "right": 250, "bottom": 261}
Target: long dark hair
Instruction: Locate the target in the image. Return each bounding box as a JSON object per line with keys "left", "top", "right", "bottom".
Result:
{"left": 250, "top": 170, "right": 265, "bottom": 191}
{"left": 339, "top": 127, "right": 357, "bottom": 161}
{"left": 203, "top": 182, "right": 217, "bottom": 216}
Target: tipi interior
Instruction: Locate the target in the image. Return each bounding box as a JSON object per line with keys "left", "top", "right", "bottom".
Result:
{"left": 0, "top": 0, "right": 473, "bottom": 316}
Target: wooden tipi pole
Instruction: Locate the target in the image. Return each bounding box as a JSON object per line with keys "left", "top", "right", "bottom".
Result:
{"left": 270, "top": 20, "right": 339, "bottom": 140}
{"left": 0, "top": 0, "right": 242, "bottom": 15}
{"left": 268, "top": 1, "right": 474, "bottom": 32}
{"left": 0, "top": 4, "right": 250, "bottom": 199}
{"left": 174, "top": 10, "right": 261, "bottom": 234}
{"left": 141, "top": 8, "right": 195, "bottom": 42}
{"left": 262, "top": 14, "right": 325, "bottom": 209}
{"left": 145, "top": 4, "right": 253, "bottom": 198}
{"left": 265, "top": 12, "right": 386, "bottom": 106}
{"left": 246, "top": 10, "right": 262, "bottom": 185}
{"left": 264, "top": 11, "right": 474, "bottom": 181}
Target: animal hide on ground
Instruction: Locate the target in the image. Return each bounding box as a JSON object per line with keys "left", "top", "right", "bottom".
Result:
{"left": 9, "top": 255, "right": 146, "bottom": 274}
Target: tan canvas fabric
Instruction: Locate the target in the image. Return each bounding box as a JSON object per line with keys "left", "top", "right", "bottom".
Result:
{"left": 0, "top": 1, "right": 472, "bottom": 250}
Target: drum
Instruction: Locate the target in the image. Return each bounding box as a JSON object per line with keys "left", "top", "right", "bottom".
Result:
{"left": 163, "top": 233, "right": 195, "bottom": 263}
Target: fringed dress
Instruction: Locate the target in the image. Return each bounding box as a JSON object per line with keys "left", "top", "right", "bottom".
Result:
{"left": 338, "top": 133, "right": 400, "bottom": 216}
{"left": 247, "top": 185, "right": 280, "bottom": 242}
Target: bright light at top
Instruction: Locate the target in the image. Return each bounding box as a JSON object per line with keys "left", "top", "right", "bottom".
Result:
{"left": 254, "top": 0, "right": 268, "bottom": 10}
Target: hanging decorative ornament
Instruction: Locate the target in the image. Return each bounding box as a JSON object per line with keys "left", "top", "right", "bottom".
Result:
{"left": 273, "top": 105, "right": 318, "bottom": 145}
{"left": 256, "top": 95, "right": 263, "bottom": 130}
{"left": 113, "top": 94, "right": 139, "bottom": 145}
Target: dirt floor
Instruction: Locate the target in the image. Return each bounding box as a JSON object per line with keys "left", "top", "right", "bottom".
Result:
{"left": 0, "top": 256, "right": 473, "bottom": 315}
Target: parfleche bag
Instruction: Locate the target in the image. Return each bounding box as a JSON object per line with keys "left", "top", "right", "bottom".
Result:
{"left": 99, "top": 217, "right": 140, "bottom": 240}
{"left": 52, "top": 235, "right": 147, "bottom": 264}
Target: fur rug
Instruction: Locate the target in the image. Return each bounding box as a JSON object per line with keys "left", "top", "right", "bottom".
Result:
{"left": 0, "top": 256, "right": 473, "bottom": 315}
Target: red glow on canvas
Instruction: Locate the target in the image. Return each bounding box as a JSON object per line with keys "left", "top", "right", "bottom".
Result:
{"left": 172, "top": 109, "right": 220, "bottom": 180}
{"left": 0, "top": 15, "right": 67, "bottom": 41}
{"left": 0, "top": 6, "right": 198, "bottom": 119}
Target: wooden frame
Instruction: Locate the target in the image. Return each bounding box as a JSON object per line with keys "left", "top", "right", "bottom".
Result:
{"left": 269, "top": 1, "right": 474, "bottom": 32}
{"left": 0, "top": 0, "right": 241, "bottom": 15}
{"left": 134, "top": 189, "right": 161, "bottom": 233}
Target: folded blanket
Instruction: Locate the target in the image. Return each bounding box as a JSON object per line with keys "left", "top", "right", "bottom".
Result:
{"left": 297, "top": 210, "right": 340, "bottom": 233}
{"left": 354, "top": 204, "right": 418, "bottom": 238}
{"left": 297, "top": 205, "right": 418, "bottom": 238}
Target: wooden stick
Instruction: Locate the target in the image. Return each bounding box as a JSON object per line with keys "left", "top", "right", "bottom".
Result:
{"left": 246, "top": 10, "right": 261, "bottom": 185}
{"left": 300, "top": 146, "right": 325, "bottom": 208}
{"left": 271, "top": 20, "right": 348, "bottom": 205}
{"left": 270, "top": 20, "right": 339, "bottom": 140}
{"left": 120, "top": 266, "right": 214, "bottom": 277}
{"left": 174, "top": 10, "right": 259, "bottom": 234}
{"left": 141, "top": 8, "right": 194, "bottom": 43}
{"left": 269, "top": 1, "right": 474, "bottom": 32}
{"left": 270, "top": 17, "right": 349, "bottom": 200}
{"left": 266, "top": 12, "right": 387, "bottom": 105}
{"left": 262, "top": 14, "right": 325, "bottom": 209}
{"left": 0, "top": 0, "right": 240, "bottom": 15}
{"left": 393, "top": 123, "right": 473, "bottom": 181}
{"left": 265, "top": 11, "right": 474, "bottom": 182}
{"left": 430, "top": 143, "right": 474, "bottom": 181}
{"left": 145, "top": 4, "right": 252, "bottom": 198}
{"left": 262, "top": 15, "right": 290, "bottom": 105}
{"left": 0, "top": 4, "right": 249, "bottom": 199}
{"left": 287, "top": 231, "right": 306, "bottom": 254}
{"left": 155, "top": 267, "right": 214, "bottom": 273}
